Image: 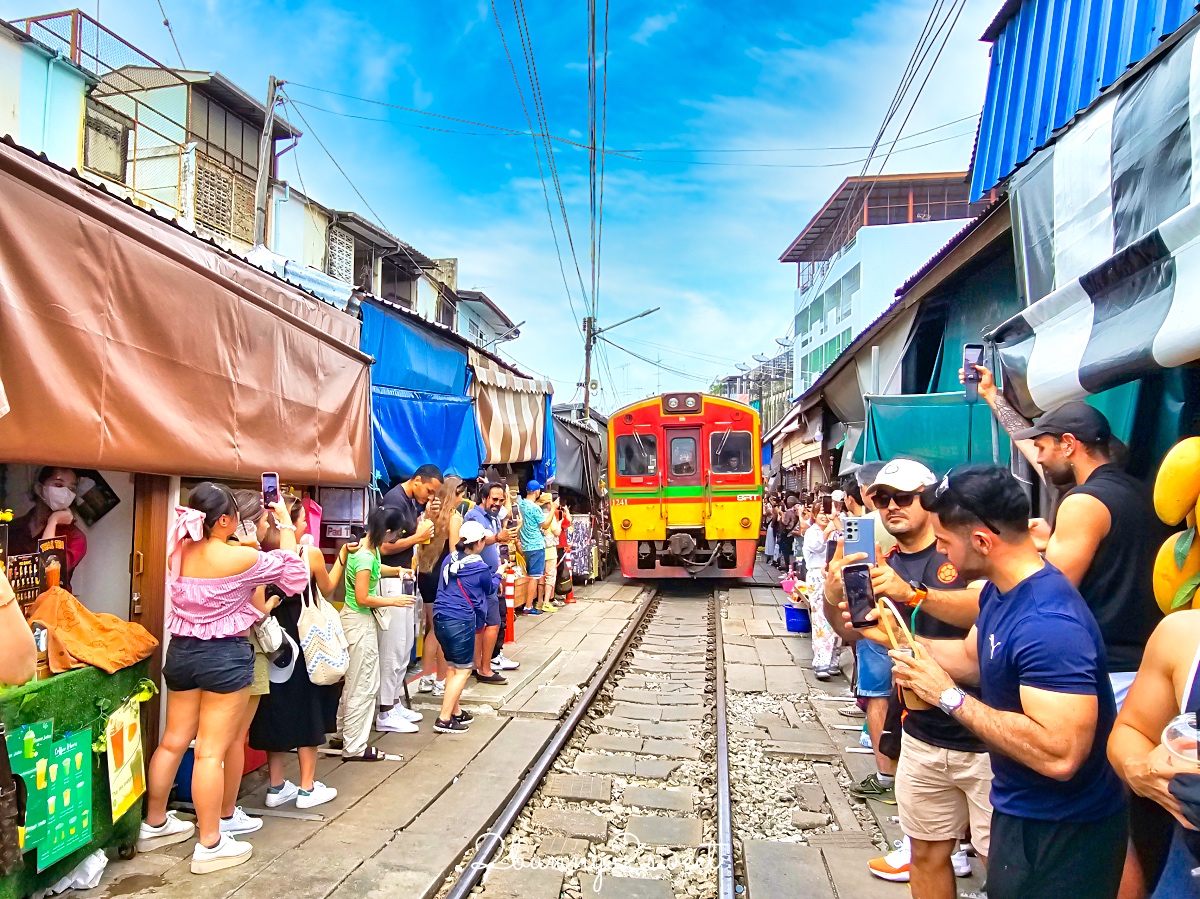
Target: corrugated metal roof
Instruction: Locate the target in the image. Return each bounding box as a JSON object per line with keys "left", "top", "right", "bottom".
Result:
{"left": 970, "top": 0, "right": 1198, "bottom": 201}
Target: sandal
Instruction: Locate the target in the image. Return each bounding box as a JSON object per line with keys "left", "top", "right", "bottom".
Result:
{"left": 343, "top": 746, "right": 393, "bottom": 762}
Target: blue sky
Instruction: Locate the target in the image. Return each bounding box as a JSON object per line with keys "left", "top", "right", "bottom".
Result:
{"left": 3, "top": 0, "right": 999, "bottom": 411}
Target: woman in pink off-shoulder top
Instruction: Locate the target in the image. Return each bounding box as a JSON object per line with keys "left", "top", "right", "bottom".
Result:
{"left": 138, "top": 482, "right": 310, "bottom": 875}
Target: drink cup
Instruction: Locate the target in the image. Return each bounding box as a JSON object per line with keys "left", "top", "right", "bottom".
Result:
{"left": 35, "top": 759, "right": 46, "bottom": 790}
{"left": 894, "top": 647, "right": 933, "bottom": 710}
{"left": 75, "top": 752, "right": 82, "bottom": 770}
{"left": 49, "top": 763, "right": 57, "bottom": 784}
{"left": 46, "top": 795, "right": 54, "bottom": 816}
{"left": 63, "top": 788, "right": 70, "bottom": 806}
{"left": 111, "top": 730, "right": 125, "bottom": 769}
{"left": 23, "top": 730, "right": 34, "bottom": 759}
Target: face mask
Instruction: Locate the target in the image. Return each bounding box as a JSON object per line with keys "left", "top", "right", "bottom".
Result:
{"left": 41, "top": 486, "right": 76, "bottom": 512}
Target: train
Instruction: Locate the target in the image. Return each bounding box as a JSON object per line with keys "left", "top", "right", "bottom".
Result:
{"left": 607, "top": 392, "right": 762, "bottom": 578}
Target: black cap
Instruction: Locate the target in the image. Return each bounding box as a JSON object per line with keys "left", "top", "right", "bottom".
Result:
{"left": 1013, "top": 400, "right": 1111, "bottom": 444}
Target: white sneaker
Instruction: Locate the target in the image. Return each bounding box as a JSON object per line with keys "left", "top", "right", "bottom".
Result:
{"left": 433, "top": 679, "right": 446, "bottom": 696}
{"left": 137, "top": 810, "right": 195, "bottom": 852}
{"left": 396, "top": 704, "right": 423, "bottom": 722}
{"left": 868, "top": 838, "right": 912, "bottom": 882}
{"left": 295, "top": 781, "right": 337, "bottom": 809}
{"left": 264, "top": 780, "right": 299, "bottom": 808}
{"left": 376, "top": 708, "right": 419, "bottom": 733}
{"left": 952, "top": 847, "right": 972, "bottom": 877}
{"left": 219, "top": 807, "right": 262, "bottom": 835}
{"left": 190, "top": 832, "right": 253, "bottom": 874}
{"left": 494, "top": 654, "right": 520, "bottom": 671}
{"left": 417, "top": 675, "right": 435, "bottom": 693}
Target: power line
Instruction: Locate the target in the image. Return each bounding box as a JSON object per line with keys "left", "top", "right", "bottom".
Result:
{"left": 601, "top": 337, "right": 720, "bottom": 384}
{"left": 153, "top": 0, "right": 185, "bottom": 68}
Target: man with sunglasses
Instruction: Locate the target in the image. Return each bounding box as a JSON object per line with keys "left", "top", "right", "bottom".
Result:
{"left": 885, "top": 464, "right": 1127, "bottom": 899}
{"left": 828, "top": 459, "right": 989, "bottom": 892}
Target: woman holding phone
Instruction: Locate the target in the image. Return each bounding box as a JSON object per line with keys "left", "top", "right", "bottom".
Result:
{"left": 337, "top": 505, "right": 414, "bottom": 761}
{"left": 139, "top": 482, "right": 310, "bottom": 874}
{"left": 803, "top": 506, "right": 842, "bottom": 680}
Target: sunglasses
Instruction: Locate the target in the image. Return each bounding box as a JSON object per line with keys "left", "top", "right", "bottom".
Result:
{"left": 872, "top": 490, "right": 920, "bottom": 509}
{"left": 934, "top": 473, "right": 1001, "bottom": 535}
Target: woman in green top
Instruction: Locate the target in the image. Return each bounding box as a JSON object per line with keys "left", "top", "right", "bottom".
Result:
{"left": 336, "top": 506, "right": 413, "bottom": 761}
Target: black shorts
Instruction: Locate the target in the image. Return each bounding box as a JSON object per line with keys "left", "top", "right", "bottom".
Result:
{"left": 988, "top": 808, "right": 1127, "bottom": 899}
{"left": 163, "top": 635, "right": 255, "bottom": 693}
{"left": 433, "top": 614, "right": 476, "bottom": 669}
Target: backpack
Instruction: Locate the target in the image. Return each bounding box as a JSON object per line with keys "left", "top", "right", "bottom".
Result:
{"left": 296, "top": 554, "right": 349, "bottom": 686}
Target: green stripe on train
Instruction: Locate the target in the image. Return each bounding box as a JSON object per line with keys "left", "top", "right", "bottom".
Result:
{"left": 609, "top": 485, "right": 763, "bottom": 499}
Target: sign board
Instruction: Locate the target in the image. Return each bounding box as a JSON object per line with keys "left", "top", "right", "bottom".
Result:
{"left": 5, "top": 722, "right": 93, "bottom": 871}
{"left": 104, "top": 698, "right": 145, "bottom": 823}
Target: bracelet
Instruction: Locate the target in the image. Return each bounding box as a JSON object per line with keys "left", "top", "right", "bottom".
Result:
{"left": 275, "top": 521, "right": 296, "bottom": 531}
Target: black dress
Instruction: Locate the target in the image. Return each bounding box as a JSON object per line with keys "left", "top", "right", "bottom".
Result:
{"left": 249, "top": 583, "right": 342, "bottom": 752}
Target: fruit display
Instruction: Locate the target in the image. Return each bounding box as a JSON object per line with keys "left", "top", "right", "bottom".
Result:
{"left": 1153, "top": 437, "right": 1200, "bottom": 613}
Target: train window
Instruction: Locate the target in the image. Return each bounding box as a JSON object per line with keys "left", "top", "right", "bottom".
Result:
{"left": 710, "top": 430, "right": 753, "bottom": 474}
{"left": 616, "top": 434, "right": 657, "bottom": 476}
{"left": 670, "top": 437, "right": 698, "bottom": 476}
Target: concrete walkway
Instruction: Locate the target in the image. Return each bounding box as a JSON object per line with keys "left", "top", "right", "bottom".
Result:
{"left": 80, "top": 578, "right": 647, "bottom": 899}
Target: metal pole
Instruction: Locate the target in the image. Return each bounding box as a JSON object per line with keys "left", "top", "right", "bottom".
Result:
{"left": 582, "top": 316, "right": 594, "bottom": 422}
{"left": 713, "top": 594, "right": 735, "bottom": 899}
{"left": 252, "top": 75, "right": 278, "bottom": 247}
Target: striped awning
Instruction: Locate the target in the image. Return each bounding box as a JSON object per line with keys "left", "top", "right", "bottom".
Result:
{"left": 780, "top": 435, "right": 822, "bottom": 467}
{"left": 469, "top": 350, "right": 554, "bottom": 464}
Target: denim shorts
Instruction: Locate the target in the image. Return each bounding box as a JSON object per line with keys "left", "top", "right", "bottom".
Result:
{"left": 164, "top": 635, "right": 255, "bottom": 694}
{"left": 524, "top": 548, "right": 546, "bottom": 577}
{"left": 856, "top": 640, "right": 894, "bottom": 698}
{"left": 434, "top": 614, "right": 477, "bottom": 669}
{"left": 484, "top": 591, "right": 502, "bottom": 627}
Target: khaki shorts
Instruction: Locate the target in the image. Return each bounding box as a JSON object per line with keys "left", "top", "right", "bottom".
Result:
{"left": 896, "top": 731, "right": 993, "bottom": 857}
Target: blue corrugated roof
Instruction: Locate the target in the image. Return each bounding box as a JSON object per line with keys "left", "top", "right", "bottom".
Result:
{"left": 970, "top": 0, "right": 1198, "bottom": 201}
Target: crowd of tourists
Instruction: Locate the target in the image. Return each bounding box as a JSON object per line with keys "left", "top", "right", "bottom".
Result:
{"left": 765, "top": 363, "right": 1200, "bottom": 899}
{"left": 133, "top": 466, "right": 569, "bottom": 875}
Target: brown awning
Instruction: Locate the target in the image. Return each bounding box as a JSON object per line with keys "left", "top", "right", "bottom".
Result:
{"left": 0, "top": 140, "right": 372, "bottom": 484}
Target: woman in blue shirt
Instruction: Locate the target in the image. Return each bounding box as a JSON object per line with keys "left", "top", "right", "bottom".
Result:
{"left": 432, "top": 520, "right": 492, "bottom": 733}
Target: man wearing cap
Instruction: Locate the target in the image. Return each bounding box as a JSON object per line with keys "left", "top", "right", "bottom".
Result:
{"left": 969, "top": 365, "right": 1163, "bottom": 709}
{"left": 827, "top": 459, "right": 990, "bottom": 893}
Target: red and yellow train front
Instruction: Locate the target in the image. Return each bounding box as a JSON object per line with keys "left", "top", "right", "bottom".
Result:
{"left": 608, "top": 393, "right": 762, "bottom": 578}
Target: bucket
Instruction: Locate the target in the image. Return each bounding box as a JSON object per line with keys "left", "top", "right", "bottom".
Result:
{"left": 784, "top": 604, "right": 811, "bottom": 634}
{"left": 781, "top": 576, "right": 797, "bottom": 595}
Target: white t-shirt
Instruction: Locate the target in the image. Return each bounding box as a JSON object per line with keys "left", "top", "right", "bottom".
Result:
{"left": 802, "top": 524, "right": 828, "bottom": 574}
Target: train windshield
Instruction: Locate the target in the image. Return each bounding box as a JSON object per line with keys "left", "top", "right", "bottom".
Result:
{"left": 616, "top": 433, "right": 658, "bottom": 476}
{"left": 710, "top": 431, "right": 753, "bottom": 474}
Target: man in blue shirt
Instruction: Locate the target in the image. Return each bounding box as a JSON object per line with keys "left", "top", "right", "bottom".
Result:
{"left": 463, "top": 482, "right": 519, "bottom": 675}
{"left": 515, "top": 480, "right": 548, "bottom": 614}
{"left": 885, "top": 464, "right": 1127, "bottom": 899}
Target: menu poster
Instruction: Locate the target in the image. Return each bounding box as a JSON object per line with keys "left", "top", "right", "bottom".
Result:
{"left": 37, "top": 538, "right": 66, "bottom": 591}
{"left": 4, "top": 722, "right": 92, "bottom": 871}
{"left": 104, "top": 698, "right": 144, "bottom": 823}
{"left": 6, "top": 554, "right": 41, "bottom": 613}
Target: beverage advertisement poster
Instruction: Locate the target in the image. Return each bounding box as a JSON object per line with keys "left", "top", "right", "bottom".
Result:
{"left": 104, "top": 697, "right": 144, "bottom": 823}
{"left": 5, "top": 722, "right": 93, "bottom": 871}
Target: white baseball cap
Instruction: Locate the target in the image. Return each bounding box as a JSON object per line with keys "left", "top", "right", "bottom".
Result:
{"left": 865, "top": 459, "right": 937, "bottom": 496}
{"left": 460, "top": 520, "right": 488, "bottom": 545}
{"left": 830, "top": 489, "right": 846, "bottom": 502}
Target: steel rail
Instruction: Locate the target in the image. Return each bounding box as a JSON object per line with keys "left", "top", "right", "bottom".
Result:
{"left": 712, "top": 593, "right": 736, "bottom": 899}
{"left": 442, "top": 586, "right": 659, "bottom": 899}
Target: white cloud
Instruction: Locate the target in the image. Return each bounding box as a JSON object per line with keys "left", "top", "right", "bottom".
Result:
{"left": 631, "top": 11, "right": 678, "bottom": 46}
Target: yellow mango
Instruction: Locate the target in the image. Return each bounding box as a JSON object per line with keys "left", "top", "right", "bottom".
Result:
{"left": 1154, "top": 531, "right": 1200, "bottom": 615}
{"left": 1154, "top": 437, "right": 1200, "bottom": 525}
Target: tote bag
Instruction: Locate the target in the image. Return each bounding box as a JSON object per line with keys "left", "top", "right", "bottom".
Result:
{"left": 297, "top": 571, "right": 349, "bottom": 686}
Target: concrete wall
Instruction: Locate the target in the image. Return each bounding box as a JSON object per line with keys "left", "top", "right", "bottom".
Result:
{"left": 0, "top": 31, "right": 88, "bottom": 169}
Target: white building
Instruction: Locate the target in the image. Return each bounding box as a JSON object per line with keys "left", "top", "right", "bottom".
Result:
{"left": 780, "top": 172, "right": 995, "bottom": 397}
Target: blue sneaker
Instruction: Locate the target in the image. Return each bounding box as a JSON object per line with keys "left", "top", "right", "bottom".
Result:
{"left": 524, "top": 607, "right": 543, "bottom": 615}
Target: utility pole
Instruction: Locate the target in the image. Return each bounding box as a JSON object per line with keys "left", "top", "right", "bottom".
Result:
{"left": 252, "top": 75, "right": 279, "bottom": 247}
{"left": 582, "top": 307, "right": 660, "bottom": 424}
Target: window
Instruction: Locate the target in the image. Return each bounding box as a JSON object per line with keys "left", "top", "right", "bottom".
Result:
{"left": 436, "top": 289, "right": 456, "bottom": 328}
{"left": 670, "top": 437, "right": 697, "bottom": 476}
{"left": 83, "top": 101, "right": 129, "bottom": 183}
{"left": 381, "top": 259, "right": 414, "bottom": 309}
{"left": 469, "top": 318, "right": 486, "bottom": 345}
{"left": 327, "top": 226, "right": 354, "bottom": 283}
{"left": 616, "top": 434, "right": 657, "bottom": 476}
{"left": 710, "top": 431, "right": 752, "bottom": 474}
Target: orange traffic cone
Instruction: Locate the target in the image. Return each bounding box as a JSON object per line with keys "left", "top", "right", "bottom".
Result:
{"left": 564, "top": 554, "right": 576, "bottom": 603}
{"left": 503, "top": 568, "right": 517, "bottom": 645}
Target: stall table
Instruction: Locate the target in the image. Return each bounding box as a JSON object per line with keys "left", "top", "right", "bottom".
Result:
{"left": 0, "top": 662, "right": 149, "bottom": 899}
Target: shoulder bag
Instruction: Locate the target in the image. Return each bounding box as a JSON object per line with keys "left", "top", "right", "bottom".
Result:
{"left": 297, "top": 563, "right": 350, "bottom": 686}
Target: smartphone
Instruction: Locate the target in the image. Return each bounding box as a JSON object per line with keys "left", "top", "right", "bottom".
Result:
{"left": 963, "top": 344, "right": 985, "bottom": 403}
{"left": 842, "top": 562, "right": 876, "bottom": 629}
{"left": 499, "top": 544, "right": 511, "bottom": 565}
{"left": 843, "top": 516, "right": 876, "bottom": 565}
{"left": 821, "top": 495, "right": 833, "bottom": 515}
{"left": 400, "top": 576, "right": 416, "bottom": 597}
{"left": 261, "top": 471, "right": 280, "bottom": 506}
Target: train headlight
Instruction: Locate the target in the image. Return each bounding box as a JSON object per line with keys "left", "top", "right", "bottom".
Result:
{"left": 685, "top": 396, "right": 697, "bottom": 408}
{"left": 740, "top": 517, "right": 751, "bottom": 528}
{"left": 667, "top": 397, "right": 679, "bottom": 410}
{"left": 621, "top": 519, "right": 632, "bottom": 529}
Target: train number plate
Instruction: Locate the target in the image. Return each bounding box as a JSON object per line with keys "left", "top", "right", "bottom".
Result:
{"left": 611, "top": 498, "right": 628, "bottom": 506}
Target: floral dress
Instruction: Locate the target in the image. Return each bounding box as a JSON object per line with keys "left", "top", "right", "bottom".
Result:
{"left": 803, "top": 524, "right": 841, "bottom": 672}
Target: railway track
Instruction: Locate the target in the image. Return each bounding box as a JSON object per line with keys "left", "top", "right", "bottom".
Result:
{"left": 436, "top": 583, "right": 734, "bottom": 899}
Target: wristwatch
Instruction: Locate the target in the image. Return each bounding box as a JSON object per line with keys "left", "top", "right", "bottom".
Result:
{"left": 906, "top": 579, "right": 929, "bottom": 606}
{"left": 938, "top": 687, "right": 967, "bottom": 715}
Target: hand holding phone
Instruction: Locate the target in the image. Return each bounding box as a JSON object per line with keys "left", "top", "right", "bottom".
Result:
{"left": 842, "top": 562, "right": 877, "bottom": 629}
{"left": 962, "top": 344, "right": 985, "bottom": 403}
{"left": 261, "top": 471, "right": 280, "bottom": 506}
{"left": 843, "top": 517, "right": 876, "bottom": 566}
